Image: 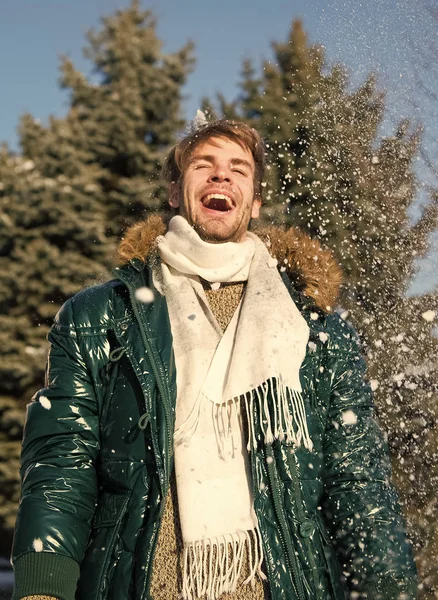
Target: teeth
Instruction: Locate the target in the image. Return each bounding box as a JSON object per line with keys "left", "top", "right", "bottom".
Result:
{"left": 204, "top": 194, "right": 233, "bottom": 208}
{"left": 206, "top": 194, "right": 230, "bottom": 200}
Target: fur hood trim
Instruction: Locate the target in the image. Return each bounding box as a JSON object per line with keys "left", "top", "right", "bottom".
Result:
{"left": 117, "top": 215, "right": 342, "bottom": 313}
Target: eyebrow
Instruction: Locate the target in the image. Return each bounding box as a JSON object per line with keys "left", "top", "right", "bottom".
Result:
{"left": 190, "top": 154, "right": 253, "bottom": 171}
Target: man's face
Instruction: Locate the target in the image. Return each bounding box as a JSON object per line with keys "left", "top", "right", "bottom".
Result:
{"left": 169, "top": 137, "right": 261, "bottom": 243}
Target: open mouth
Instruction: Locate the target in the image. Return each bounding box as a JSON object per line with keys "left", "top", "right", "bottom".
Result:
{"left": 201, "top": 193, "right": 234, "bottom": 212}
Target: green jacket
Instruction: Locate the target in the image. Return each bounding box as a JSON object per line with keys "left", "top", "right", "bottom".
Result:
{"left": 12, "top": 222, "right": 417, "bottom": 600}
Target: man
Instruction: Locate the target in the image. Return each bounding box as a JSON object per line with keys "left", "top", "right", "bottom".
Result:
{"left": 12, "top": 120, "right": 417, "bottom": 600}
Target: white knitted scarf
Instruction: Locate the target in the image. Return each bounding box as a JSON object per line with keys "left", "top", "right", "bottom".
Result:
{"left": 155, "top": 216, "right": 310, "bottom": 600}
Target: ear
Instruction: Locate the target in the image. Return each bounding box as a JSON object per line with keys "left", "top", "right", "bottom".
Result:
{"left": 251, "top": 196, "right": 262, "bottom": 219}
{"left": 168, "top": 182, "right": 181, "bottom": 209}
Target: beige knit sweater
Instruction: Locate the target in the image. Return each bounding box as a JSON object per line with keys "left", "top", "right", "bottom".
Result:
{"left": 150, "top": 281, "right": 270, "bottom": 599}
{"left": 23, "top": 283, "right": 270, "bottom": 600}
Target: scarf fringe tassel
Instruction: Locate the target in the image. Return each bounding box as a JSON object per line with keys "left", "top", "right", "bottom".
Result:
{"left": 211, "top": 377, "right": 313, "bottom": 454}
{"left": 181, "top": 527, "right": 266, "bottom": 600}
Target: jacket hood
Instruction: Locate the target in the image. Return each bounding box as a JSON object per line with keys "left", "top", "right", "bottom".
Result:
{"left": 117, "top": 215, "right": 342, "bottom": 313}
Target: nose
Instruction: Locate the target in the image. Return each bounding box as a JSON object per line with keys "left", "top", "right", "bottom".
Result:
{"left": 208, "top": 165, "right": 231, "bottom": 183}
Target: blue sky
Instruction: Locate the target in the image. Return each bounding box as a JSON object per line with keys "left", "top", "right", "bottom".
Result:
{"left": 1, "top": 0, "right": 436, "bottom": 295}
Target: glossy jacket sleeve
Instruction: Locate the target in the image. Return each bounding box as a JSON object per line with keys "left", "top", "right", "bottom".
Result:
{"left": 321, "top": 315, "right": 418, "bottom": 599}
{"left": 12, "top": 298, "right": 100, "bottom": 600}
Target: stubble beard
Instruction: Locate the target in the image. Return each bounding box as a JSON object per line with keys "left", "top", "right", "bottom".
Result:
{"left": 182, "top": 198, "right": 244, "bottom": 244}
{"left": 179, "top": 188, "right": 251, "bottom": 244}
{"left": 191, "top": 212, "right": 247, "bottom": 244}
{"left": 194, "top": 222, "right": 238, "bottom": 244}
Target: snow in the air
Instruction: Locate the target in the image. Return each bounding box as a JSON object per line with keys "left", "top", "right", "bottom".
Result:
{"left": 33, "top": 538, "right": 43, "bottom": 552}
{"left": 189, "top": 109, "right": 208, "bottom": 133}
{"left": 370, "top": 380, "right": 379, "bottom": 391}
{"left": 22, "top": 159, "right": 35, "bottom": 171}
{"left": 319, "top": 332, "right": 329, "bottom": 343}
{"left": 342, "top": 410, "right": 358, "bottom": 426}
{"left": 135, "top": 287, "right": 154, "bottom": 304}
{"left": 421, "top": 310, "right": 436, "bottom": 322}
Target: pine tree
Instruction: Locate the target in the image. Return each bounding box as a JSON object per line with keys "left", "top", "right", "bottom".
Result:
{"left": 0, "top": 145, "right": 108, "bottom": 554}
{"left": 215, "top": 20, "right": 438, "bottom": 595}
{"left": 0, "top": 1, "right": 193, "bottom": 555}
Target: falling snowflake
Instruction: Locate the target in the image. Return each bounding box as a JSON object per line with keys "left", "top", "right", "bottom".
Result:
{"left": 189, "top": 109, "right": 208, "bottom": 133}
{"left": 342, "top": 410, "right": 358, "bottom": 426}
{"left": 135, "top": 287, "right": 154, "bottom": 304}
{"left": 33, "top": 538, "right": 43, "bottom": 552}
{"left": 393, "top": 372, "right": 405, "bottom": 383}
{"left": 421, "top": 310, "right": 436, "bottom": 322}
{"left": 22, "top": 159, "right": 35, "bottom": 171}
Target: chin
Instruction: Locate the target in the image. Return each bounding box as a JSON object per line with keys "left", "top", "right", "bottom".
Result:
{"left": 197, "top": 229, "right": 231, "bottom": 244}
{"left": 195, "top": 223, "right": 240, "bottom": 244}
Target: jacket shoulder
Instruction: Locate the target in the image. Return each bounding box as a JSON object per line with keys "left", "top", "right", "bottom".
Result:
{"left": 53, "top": 278, "right": 129, "bottom": 333}
{"left": 315, "top": 312, "right": 369, "bottom": 381}
{"left": 301, "top": 305, "right": 364, "bottom": 359}
{"left": 324, "top": 311, "right": 361, "bottom": 348}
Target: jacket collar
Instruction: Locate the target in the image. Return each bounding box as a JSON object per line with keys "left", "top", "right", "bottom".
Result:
{"left": 116, "top": 215, "right": 342, "bottom": 314}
